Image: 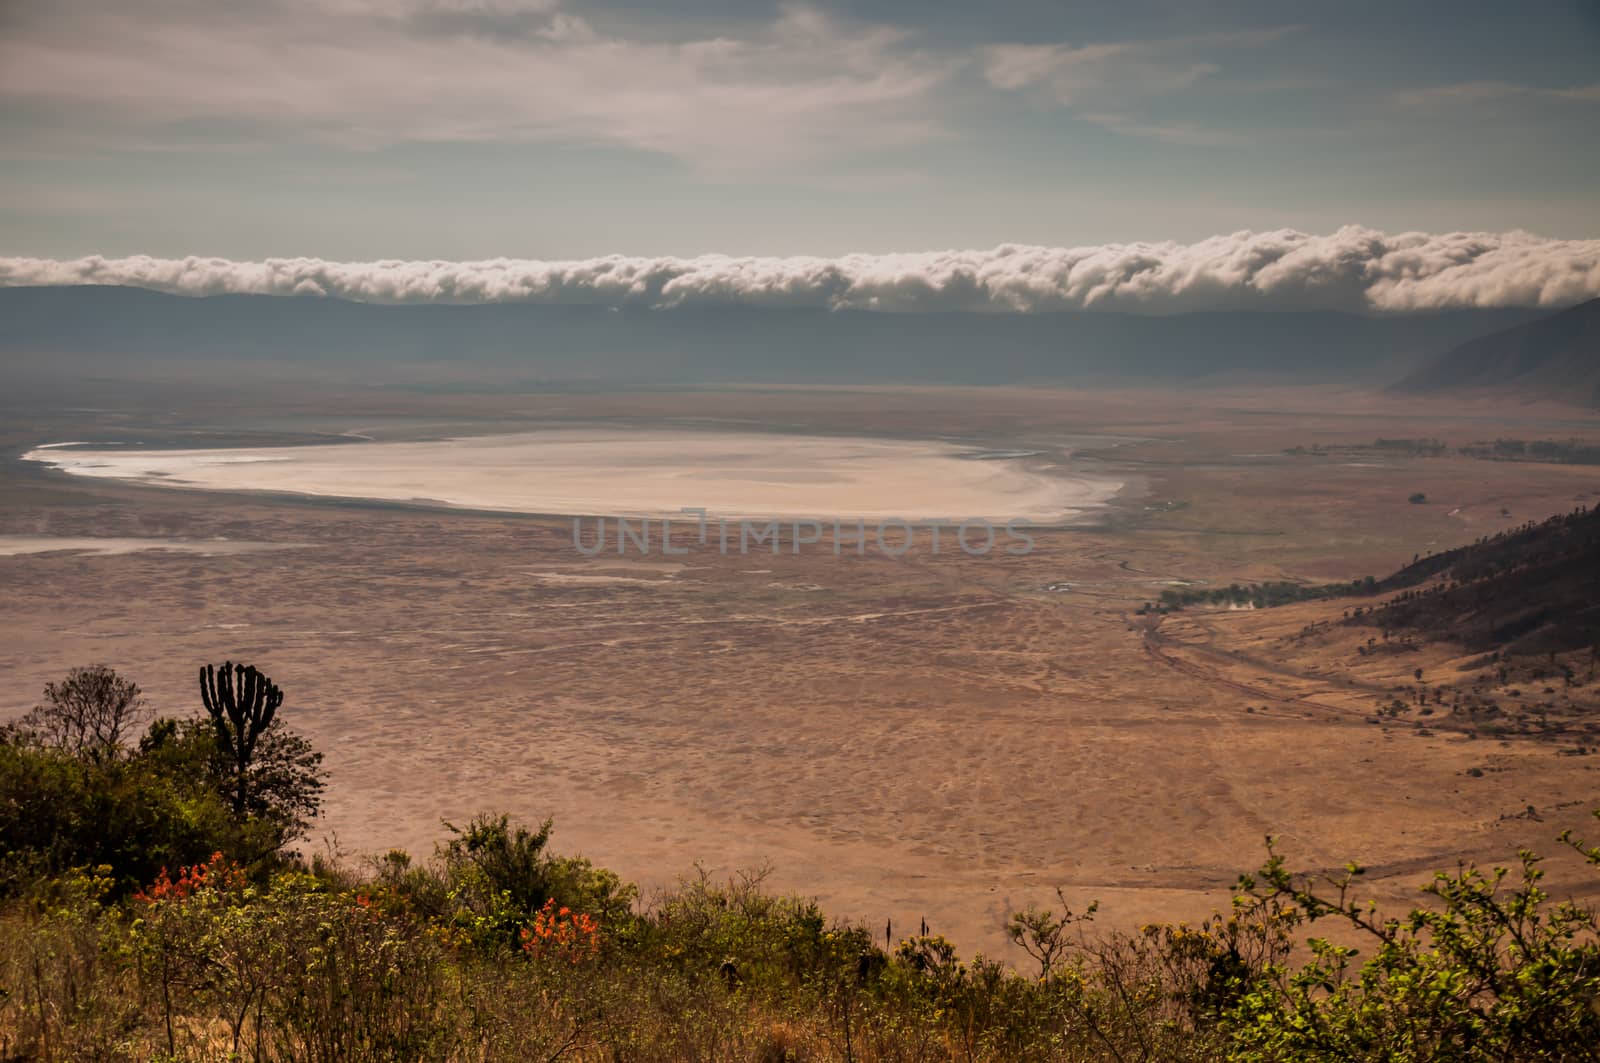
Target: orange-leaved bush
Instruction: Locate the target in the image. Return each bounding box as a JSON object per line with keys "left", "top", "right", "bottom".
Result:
{"left": 520, "top": 897, "right": 600, "bottom": 963}
{"left": 134, "top": 851, "right": 247, "bottom": 904}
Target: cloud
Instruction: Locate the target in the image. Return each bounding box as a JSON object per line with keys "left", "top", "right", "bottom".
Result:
{"left": 980, "top": 27, "right": 1299, "bottom": 141}
{"left": 1394, "top": 80, "right": 1600, "bottom": 109}
{"left": 4, "top": 228, "right": 1596, "bottom": 314}
{"left": 1074, "top": 113, "right": 1241, "bottom": 146}
{"left": 982, "top": 42, "right": 1216, "bottom": 104}
{"left": 0, "top": 1, "right": 953, "bottom": 171}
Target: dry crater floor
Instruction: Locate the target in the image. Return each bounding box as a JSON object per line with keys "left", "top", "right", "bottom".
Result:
{"left": 4, "top": 384, "right": 1599, "bottom": 959}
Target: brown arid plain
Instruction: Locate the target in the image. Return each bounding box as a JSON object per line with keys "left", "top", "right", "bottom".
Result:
{"left": 4, "top": 383, "right": 1600, "bottom": 961}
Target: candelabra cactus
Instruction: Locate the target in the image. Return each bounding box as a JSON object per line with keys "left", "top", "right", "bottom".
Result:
{"left": 199, "top": 661, "right": 284, "bottom": 816}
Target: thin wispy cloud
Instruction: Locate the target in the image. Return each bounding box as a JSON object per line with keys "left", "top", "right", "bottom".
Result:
{"left": 2, "top": 5, "right": 1596, "bottom": 253}
{"left": 980, "top": 27, "right": 1300, "bottom": 142}
{"left": 5, "top": 228, "right": 1596, "bottom": 313}
{"left": 0, "top": 0, "right": 954, "bottom": 171}
{"left": 1074, "top": 113, "right": 1243, "bottom": 147}
{"left": 1394, "top": 80, "right": 1600, "bottom": 109}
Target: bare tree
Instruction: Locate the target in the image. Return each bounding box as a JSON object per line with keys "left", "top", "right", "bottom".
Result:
{"left": 12, "top": 665, "right": 147, "bottom": 764}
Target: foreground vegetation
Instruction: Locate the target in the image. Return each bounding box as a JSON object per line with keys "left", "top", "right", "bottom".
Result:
{"left": 4, "top": 666, "right": 1600, "bottom": 1060}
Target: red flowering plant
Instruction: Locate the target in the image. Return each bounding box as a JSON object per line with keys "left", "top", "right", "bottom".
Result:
{"left": 128, "top": 851, "right": 255, "bottom": 1044}
{"left": 519, "top": 898, "right": 601, "bottom": 964}
{"left": 347, "top": 886, "right": 402, "bottom": 922}
{"left": 134, "top": 851, "right": 248, "bottom": 905}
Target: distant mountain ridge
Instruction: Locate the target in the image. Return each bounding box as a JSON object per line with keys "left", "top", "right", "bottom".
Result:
{"left": 1392, "top": 297, "right": 1600, "bottom": 406}
{"left": 0, "top": 284, "right": 1547, "bottom": 391}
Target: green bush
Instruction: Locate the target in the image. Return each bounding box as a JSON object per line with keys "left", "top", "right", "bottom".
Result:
{"left": 1227, "top": 830, "right": 1600, "bottom": 1059}
{"left": 0, "top": 741, "right": 232, "bottom": 895}
{"left": 0, "top": 665, "right": 326, "bottom": 900}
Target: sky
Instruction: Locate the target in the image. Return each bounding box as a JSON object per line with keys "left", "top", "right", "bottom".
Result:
{"left": 1, "top": 0, "right": 1597, "bottom": 265}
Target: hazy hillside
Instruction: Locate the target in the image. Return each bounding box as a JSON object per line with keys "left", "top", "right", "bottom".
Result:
{"left": 1359, "top": 504, "right": 1600, "bottom": 656}
{"left": 0, "top": 285, "right": 1542, "bottom": 393}
{"left": 1391, "top": 298, "right": 1600, "bottom": 406}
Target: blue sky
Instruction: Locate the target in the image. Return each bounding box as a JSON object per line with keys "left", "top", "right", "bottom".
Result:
{"left": 1, "top": 0, "right": 1596, "bottom": 259}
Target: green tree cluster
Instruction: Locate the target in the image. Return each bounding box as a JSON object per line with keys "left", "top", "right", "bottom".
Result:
{"left": 0, "top": 663, "right": 324, "bottom": 894}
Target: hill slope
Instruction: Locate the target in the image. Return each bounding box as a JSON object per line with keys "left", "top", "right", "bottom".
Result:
{"left": 1391, "top": 297, "right": 1600, "bottom": 406}
{"left": 1360, "top": 504, "right": 1600, "bottom": 656}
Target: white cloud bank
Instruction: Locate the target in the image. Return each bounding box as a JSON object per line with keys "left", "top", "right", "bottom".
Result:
{"left": 3, "top": 228, "right": 1597, "bottom": 314}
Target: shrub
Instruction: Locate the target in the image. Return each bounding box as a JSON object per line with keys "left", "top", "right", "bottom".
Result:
{"left": 3, "top": 665, "right": 148, "bottom": 765}
{"left": 1226, "top": 826, "right": 1600, "bottom": 1059}
{"left": 520, "top": 897, "right": 600, "bottom": 963}
{"left": 0, "top": 741, "right": 233, "bottom": 896}
{"left": 0, "top": 663, "right": 326, "bottom": 897}
{"left": 4, "top": 813, "right": 1599, "bottom": 1061}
